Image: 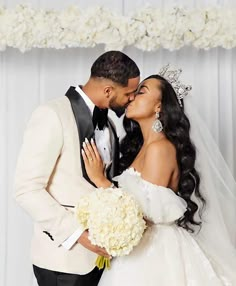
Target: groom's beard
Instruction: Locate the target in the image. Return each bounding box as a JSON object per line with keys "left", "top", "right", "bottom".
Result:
{"left": 112, "top": 106, "right": 125, "bottom": 117}
{"left": 109, "top": 98, "right": 127, "bottom": 117}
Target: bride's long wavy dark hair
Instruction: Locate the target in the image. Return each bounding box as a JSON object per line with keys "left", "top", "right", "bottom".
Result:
{"left": 119, "top": 75, "right": 206, "bottom": 232}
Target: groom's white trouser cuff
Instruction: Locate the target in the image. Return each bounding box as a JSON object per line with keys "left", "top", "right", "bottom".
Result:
{"left": 62, "top": 228, "right": 84, "bottom": 250}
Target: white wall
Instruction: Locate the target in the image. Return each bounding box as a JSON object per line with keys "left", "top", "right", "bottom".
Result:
{"left": 0, "top": 0, "right": 236, "bottom": 285}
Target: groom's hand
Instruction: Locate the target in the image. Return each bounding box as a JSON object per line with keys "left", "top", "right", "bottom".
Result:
{"left": 77, "top": 230, "right": 111, "bottom": 258}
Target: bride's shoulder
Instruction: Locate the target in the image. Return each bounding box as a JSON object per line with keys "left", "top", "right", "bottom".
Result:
{"left": 145, "top": 138, "right": 176, "bottom": 160}
{"left": 141, "top": 139, "right": 177, "bottom": 187}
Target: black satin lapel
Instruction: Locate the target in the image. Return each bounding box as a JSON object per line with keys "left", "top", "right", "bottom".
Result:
{"left": 107, "top": 120, "right": 119, "bottom": 180}
{"left": 65, "top": 86, "right": 95, "bottom": 185}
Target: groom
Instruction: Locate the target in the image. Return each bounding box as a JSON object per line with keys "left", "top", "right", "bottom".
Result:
{"left": 14, "top": 51, "right": 140, "bottom": 286}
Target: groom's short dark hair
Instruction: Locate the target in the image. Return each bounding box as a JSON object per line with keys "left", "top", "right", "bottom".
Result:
{"left": 91, "top": 51, "right": 140, "bottom": 87}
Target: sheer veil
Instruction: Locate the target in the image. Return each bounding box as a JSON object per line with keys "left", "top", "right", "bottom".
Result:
{"left": 184, "top": 96, "right": 236, "bottom": 284}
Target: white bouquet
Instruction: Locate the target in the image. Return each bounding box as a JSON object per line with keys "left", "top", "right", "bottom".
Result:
{"left": 75, "top": 187, "right": 146, "bottom": 269}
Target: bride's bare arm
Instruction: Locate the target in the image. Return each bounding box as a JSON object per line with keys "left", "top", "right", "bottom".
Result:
{"left": 81, "top": 138, "right": 112, "bottom": 188}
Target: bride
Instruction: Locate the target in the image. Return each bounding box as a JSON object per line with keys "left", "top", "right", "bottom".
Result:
{"left": 81, "top": 65, "right": 236, "bottom": 285}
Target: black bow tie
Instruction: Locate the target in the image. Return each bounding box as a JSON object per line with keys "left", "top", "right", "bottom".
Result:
{"left": 92, "top": 106, "right": 108, "bottom": 130}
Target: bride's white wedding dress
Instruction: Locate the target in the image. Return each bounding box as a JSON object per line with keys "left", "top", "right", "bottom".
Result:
{"left": 98, "top": 167, "right": 234, "bottom": 286}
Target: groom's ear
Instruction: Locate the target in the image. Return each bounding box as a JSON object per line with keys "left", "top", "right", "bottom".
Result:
{"left": 104, "top": 86, "right": 114, "bottom": 98}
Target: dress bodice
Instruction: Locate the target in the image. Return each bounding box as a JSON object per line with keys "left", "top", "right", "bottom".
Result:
{"left": 114, "top": 168, "right": 187, "bottom": 224}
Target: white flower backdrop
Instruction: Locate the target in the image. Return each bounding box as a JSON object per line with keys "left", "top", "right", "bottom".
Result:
{"left": 0, "top": 0, "right": 236, "bottom": 286}
{"left": 0, "top": 5, "right": 235, "bottom": 52}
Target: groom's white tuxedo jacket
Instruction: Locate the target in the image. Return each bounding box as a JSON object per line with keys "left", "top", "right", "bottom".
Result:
{"left": 14, "top": 87, "right": 119, "bottom": 274}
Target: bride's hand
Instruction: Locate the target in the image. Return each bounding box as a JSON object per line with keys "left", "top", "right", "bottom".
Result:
{"left": 82, "top": 138, "right": 111, "bottom": 188}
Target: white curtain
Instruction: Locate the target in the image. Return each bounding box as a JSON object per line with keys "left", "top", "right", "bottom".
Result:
{"left": 0, "top": 0, "right": 235, "bottom": 285}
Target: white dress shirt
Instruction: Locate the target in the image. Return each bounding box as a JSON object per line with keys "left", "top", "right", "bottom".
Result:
{"left": 62, "top": 85, "right": 112, "bottom": 250}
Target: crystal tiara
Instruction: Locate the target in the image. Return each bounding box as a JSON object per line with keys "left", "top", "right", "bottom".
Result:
{"left": 159, "top": 64, "right": 192, "bottom": 107}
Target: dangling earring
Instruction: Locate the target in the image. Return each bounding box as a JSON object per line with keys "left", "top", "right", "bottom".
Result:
{"left": 152, "top": 112, "right": 163, "bottom": 133}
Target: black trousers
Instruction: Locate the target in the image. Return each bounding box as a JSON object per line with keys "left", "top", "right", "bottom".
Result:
{"left": 33, "top": 265, "right": 104, "bottom": 286}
